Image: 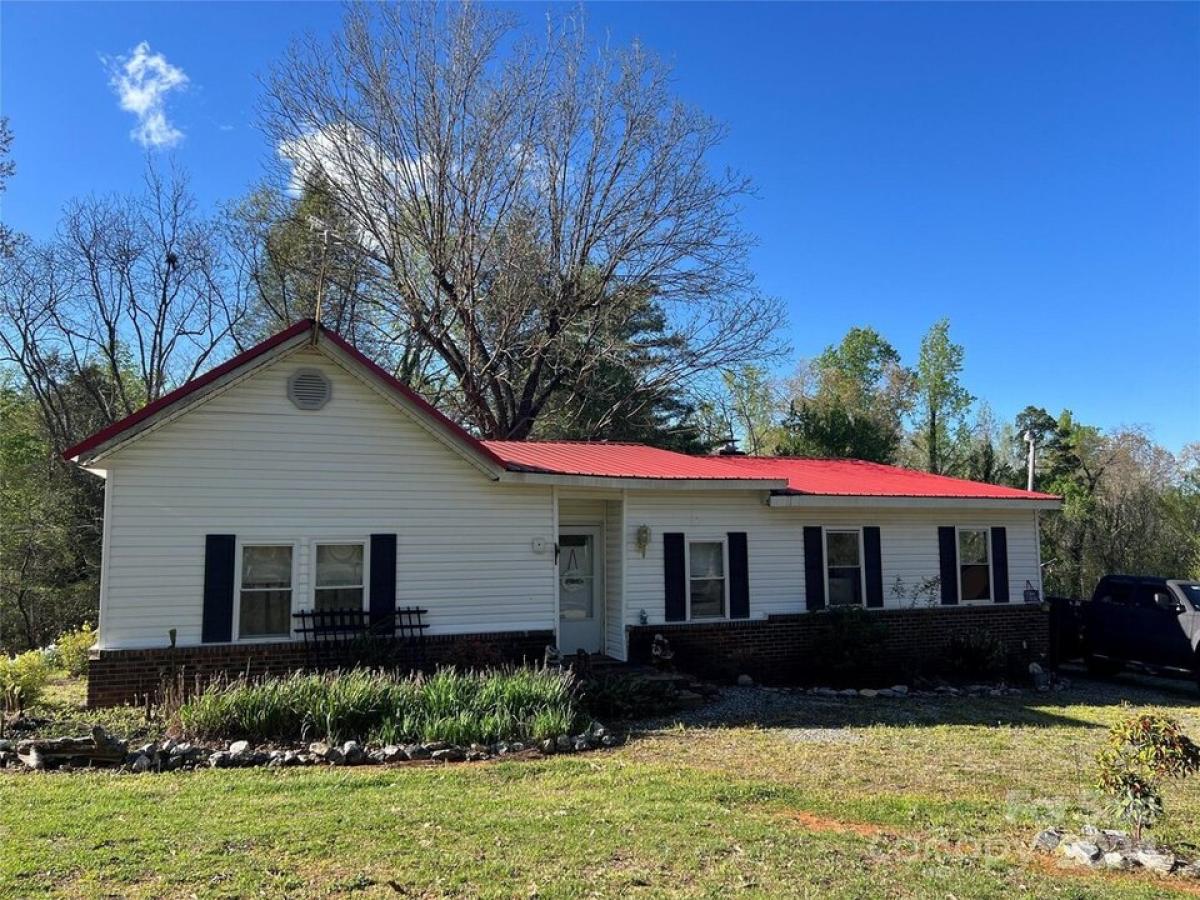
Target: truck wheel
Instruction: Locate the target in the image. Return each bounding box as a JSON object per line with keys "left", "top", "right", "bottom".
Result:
{"left": 1085, "top": 654, "right": 1121, "bottom": 678}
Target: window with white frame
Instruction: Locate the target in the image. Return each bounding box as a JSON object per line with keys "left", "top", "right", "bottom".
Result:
{"left": 958, "top": 528, "right": 991, "bottom": 602}
{"left": 314, "top": 542, "right": 366, "bottom": 611}
{"left": 825, "top": 528, "right": 864, "bottom": 608}
{"left": 238, "top": 544, "right": 293, "bottom": 639}
{"left": 688, "top": 540, "right": 726, "bottom": 618}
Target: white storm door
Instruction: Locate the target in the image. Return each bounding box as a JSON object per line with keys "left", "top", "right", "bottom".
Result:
{"left": 558, "top": 527, "right": 603, "bottom": 654}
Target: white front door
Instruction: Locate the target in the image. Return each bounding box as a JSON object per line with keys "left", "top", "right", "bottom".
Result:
{"left": 558, "top": 527, "right": 604, "bottom": 654}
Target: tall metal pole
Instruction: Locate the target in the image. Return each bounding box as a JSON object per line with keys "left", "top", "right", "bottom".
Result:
{"left": 1025, "top": 431, "right": 1036, "bottom": 492}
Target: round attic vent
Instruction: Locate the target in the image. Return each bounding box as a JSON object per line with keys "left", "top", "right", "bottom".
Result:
{"left": 287, "top": 368, "right": 331, "bottom": 410}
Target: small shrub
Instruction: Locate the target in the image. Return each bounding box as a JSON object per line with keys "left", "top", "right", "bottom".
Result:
{"left": 809, "top": 607, "right": 887, "bottom": 684}
{"left": 56, "top": 624, "right": 96, "bottom": 678}
{"left": 0, "top": 650, "right": 52, "bottom": 714}
{"left": 174, "top": 666, "right": 582, "bottom": 745}
{"left": 580, "top": 673, "right": 678, "bottom": 721}
{"left": 942, "top": 629, "right": 1006, "bottom": 680}
{"left": 1096, "top": 711, "right": 1200, "bottom": 843}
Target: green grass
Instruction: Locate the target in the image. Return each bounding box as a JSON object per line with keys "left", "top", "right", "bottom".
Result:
{"left": 5, "top": 669, "right": 1200, "bottom": 898}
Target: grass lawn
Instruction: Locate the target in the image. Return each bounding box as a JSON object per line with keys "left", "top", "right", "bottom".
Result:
{"left": 5, "top": 671, "right": 1200, "bottom": 898}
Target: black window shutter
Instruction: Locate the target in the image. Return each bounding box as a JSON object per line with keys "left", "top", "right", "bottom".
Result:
{"left": 728, "top": 532, "right": 750, "bottom": 619}
{"left": 938, "top": 527, "right": 959, "bottom": 605}
{"left": 664, "top": 533, "right": 687, "bottom": 621}
{"left": 201, "top": 534, "right": 236, "bottom": 643}
{"left": 369, "top": 534, "right": 398, "bottom": 625}
{"left": 803, "top": 526, "right": 825, "bottom": 611}
{"left": 863, "top": 526, "right": 884, "bottom": 608}
{"left": 991, "top": 527, "right": 1009, "bottom": 602}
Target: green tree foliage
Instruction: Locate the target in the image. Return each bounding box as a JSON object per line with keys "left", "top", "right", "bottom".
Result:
{"left": 778, "top": 327, "right": 910, "bottom": 462}
{"left": 911, "top": 318, "right": 973, "bottom": 474}
{"left": 0, "top": 382, "right": 101, "bottom": 651}
{"left": 532, "top": 302, "right": 709, "bottom": 453}
{"left": 696, "top": 366, "right": 786, "bottom": 455}
{"left": 1096, "top": 712, "right": 1200, "bottom": 843}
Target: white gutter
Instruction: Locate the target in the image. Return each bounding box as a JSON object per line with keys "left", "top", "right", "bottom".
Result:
{"left": 767, "top": 494, "right": 1062, "bottom": 511}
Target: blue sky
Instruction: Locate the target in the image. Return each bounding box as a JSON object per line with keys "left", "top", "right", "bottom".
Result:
{"left": 2, "top": 2, "right": 1197, "bottom": 449}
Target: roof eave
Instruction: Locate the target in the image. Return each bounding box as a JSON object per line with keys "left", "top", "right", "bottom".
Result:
{"left": 497, "top": 470, "right": 790, "bottom": 491}
{"left": 767, "top": 493, "right": 1062, "bottom": 510}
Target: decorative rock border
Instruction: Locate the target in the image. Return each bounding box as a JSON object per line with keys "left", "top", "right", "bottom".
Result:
{"left": 1033, "top": 826, "right": 1200, "bottom": 878}
{"left": 0, "top": 724, "right": 620, "bottom": 774}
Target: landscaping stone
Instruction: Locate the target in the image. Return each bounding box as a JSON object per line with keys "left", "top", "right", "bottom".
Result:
{"left": 555, "top": 734, "right": 572, "bottom": 753}
{"left": 229, "top": 740, "right": 250, "bottom": 755}
{"left": 431, "top": 747, "right": 465, "bottom": 762}
{"left": 858, "top": 689, "right": 877, "bottom": 698}
{"left": 573, "top": 737, "right": 590, "bottom": 752}
{"left": 341, "top": 741, "right": 365, "bottom": 765}
{"left": 540, "top": 738, "right": 556, "bottom": 755}
{"left": 1032, "top": 828, "right": 1063, "bottom": 853}
{"left": 1102, "top": 851, "right": 1134, "bottom": 870}
{"left": 308, "top": 742, "right": 330, "bottom": 758}
{"left": 465, "top": 750, "right": 487, "bottom": 762}
{"left": 509, "top": 742, "right": 525, "bottom": 753}
{"left": 1061, "top": 841, "right": 1102, "bottom": 866}
{"left": 424, "top": 741, "right": 451, "bottom": 752}
{"left": 324, "top": 747, "right": 345, "bottom": 766}
{"left": 130, "top": 753, "right": 153, "bottom": 773}
{"left": 208, "top": 751, "right": 232, "bottom": 769}
{"left": 736, "top": 674, "right": 754, "bottom": 686}
{"left": 1135, "top": 848, "right": 1176, "bottom": 875}
{"left": 405, "top": 744, "right": 431, "bottom": 760}
{"left": 380, "top": 745, "right": 405, "bottom": 763}
{"left": 891, "top": 685, "right": 909, "bottom": 695}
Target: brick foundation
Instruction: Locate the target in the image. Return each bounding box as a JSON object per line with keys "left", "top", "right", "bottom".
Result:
{"left": 87, "top": 630, "right": 555, "bottom": 707}
{"left": 628, "top": 603, "right": 1050, "bottom": 685}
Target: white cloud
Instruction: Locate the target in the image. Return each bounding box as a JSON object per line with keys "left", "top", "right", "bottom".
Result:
{"left": 106, "top": 41, "right": 188, "bottom": 149}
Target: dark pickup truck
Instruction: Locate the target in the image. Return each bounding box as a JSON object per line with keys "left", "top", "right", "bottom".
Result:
{"left": 1058, "top": 576, "right": 1200, "bottom": 683}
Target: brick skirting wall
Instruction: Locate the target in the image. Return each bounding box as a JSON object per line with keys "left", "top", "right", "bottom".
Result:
{"left": 87, "top": 630, "right": 555, "bottom": 707}
{"left": 627, "top": 603, "right": 1050, "bottom": 685}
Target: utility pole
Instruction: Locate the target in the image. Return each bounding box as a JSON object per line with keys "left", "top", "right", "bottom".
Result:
{"left": 1024, "top": 430, "right": 1036, "bottom": 492}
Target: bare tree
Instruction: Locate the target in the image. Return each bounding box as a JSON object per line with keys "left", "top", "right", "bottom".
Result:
{"left": 0, "top": 163, "right": 245, "bottom": 451}
{"left": 262, "top": 3, "right": 784, "bottom": 438}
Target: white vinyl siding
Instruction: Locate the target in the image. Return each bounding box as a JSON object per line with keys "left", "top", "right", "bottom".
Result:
{"left": 97, "top": 348, "right": 555, "bottom": 649}
{"left": 623, "top": 492, "right": 1042, "bottom": 626}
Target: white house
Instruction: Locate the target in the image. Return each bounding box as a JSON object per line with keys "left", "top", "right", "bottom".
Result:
{"left": 65, "top": 320, "right": 1060, "bottom": 705}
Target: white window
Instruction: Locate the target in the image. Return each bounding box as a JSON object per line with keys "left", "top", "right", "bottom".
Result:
{"left": 825, "top": 528, "right": 864, "bottom": 608}
{"left": 238, "top": 544, "right": 294, "bottom": 639}
{"left": 688, "top": 540, "right": 727, "bottom": 619}
{"left": 958, "top": 528, "right": 992, "bottom": 602}
{"left": 314, "top": 542, "right": 367, "bottom": 611}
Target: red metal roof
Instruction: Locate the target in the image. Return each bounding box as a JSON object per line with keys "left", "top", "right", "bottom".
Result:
{"left": 63, "top": 320, "right": 1057, "bottom": 502}
{"left": 711, "top": 456, "right": 1060, "bottom": 500}
{"left": 482, "top": 441, "right": 783, "bottom": 481}
{"left": 483, "top": 441, "right": 1058, "bottom": 500}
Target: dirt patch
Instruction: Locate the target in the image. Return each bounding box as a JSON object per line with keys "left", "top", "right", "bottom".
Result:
{"left": 781, "top": 809, "right": 891, "bottom": 838}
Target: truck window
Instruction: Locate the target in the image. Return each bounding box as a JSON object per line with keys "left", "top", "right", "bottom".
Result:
{"left": 1097, "top": 581, "right": 1134, "bottom": 606}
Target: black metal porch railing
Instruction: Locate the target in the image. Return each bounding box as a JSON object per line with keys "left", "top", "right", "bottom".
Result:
{"left": 292, "top": 607, "right": 429, "bottom": 670}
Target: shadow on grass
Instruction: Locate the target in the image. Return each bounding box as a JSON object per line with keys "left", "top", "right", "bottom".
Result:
{"left": 634, "top": 670, "right": 1200, "bottom": 733}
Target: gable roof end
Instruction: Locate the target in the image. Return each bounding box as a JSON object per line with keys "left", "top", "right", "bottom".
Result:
{"left": 62, "top": 320, "right": 508, "bottom": 475}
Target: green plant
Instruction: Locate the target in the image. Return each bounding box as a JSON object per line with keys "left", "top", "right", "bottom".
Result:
{"left": 580, "top": 673, "right": 679, "bottom": 721}
{"left": 0, "top": 650, "right": 51, "bottom": 715}
{"left": 942, "top": 629, "right": 1006, "bottom": 680}
{"left": 174, "top": 666, "right": 582, "bottom": 745}
{"left": 809, "top": 607, "right": 887, "bottom": 684}
{"left": 1096, "top": 711, "right": 1200, "bottom": 843}
{"left": 55, "top": 623, "right": 95, "bottom": 678}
